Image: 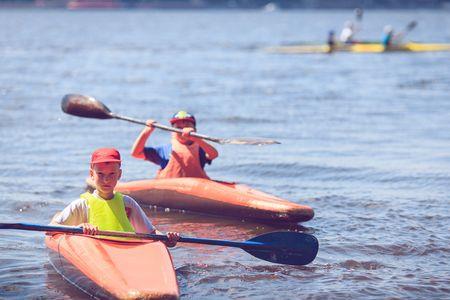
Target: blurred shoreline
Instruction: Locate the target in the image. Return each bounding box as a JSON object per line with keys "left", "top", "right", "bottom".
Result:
{"left": 1, "top": 0, "right": 449, "bottom": 10}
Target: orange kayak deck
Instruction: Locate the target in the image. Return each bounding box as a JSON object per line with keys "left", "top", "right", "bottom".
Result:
{"left": 86, "top": 177, "right": 314, "bottom": 223}
{"left": 46, "top": 234, "right": 179, "bottom": 299}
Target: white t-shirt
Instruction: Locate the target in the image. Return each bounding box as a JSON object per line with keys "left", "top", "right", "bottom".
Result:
{"left": 53, "top": 191, "right": 155, "bottom": 234}
{"left": 340, "top": 27, "right": 354, "bottom": 43}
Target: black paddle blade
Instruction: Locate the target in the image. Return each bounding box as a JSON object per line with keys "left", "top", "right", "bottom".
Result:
{"left": 407, "top": 21, "right": 417, "bottom": 31}
{"left": 61, "top": 94, "right": 113, "bottom": 119}
{"left": 244, "top": 231, "right": 319, "bottom": 266}
{"left": 354, "top": 8, "right": 363, "bottom": 21}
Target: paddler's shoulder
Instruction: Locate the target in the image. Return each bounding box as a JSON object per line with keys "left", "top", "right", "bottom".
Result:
{"left": 69, "top": 196, "right": 90, "bottom": 208}
{"left": 121, "top": 194, "right": 140, "bottom": 208}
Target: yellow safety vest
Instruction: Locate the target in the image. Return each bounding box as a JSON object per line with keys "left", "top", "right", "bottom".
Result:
{"left": 80, "top": 192, "right": 135, "bottom": 233}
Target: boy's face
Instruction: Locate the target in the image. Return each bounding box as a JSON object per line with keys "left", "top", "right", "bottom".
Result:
{"left": 173, "top": 120, "right": 195, "bottom": 130}
{"left": 90, "top": 162, "right": 122, "bottom": 199}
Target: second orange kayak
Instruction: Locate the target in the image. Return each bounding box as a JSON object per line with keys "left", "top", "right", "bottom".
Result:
{"left": 86, "top": 177, "right": 314, "bottom": 223}
{"left": 46, "top": 233, "right": 179, "bottom": 299}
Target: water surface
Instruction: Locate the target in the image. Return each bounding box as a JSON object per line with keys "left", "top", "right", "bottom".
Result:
{"left": 0, "top": 8, "right": 449, "bottom": 299}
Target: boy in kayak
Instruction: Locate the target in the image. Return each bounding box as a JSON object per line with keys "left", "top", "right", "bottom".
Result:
{"left": 51, "top": 148, "right": 180, "bottom": 247}
{"left": 327, "top": 30, "right": 336, "bottom": 53}
{"left": 382, "top": 25, "right": 395, "bottom": 47}
{"left": 131, "top": 111, "right": 218, "bottom": 179}
{"left": 340, "top": 20, "right": 356, "bottom": 44}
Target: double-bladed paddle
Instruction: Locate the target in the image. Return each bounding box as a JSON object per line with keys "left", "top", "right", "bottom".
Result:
{"left": 396, "top": 20, "right": 418, "bottom": 41}
{"left": 404, "top": 20, "right": 418, "bottom": 33}
{"left": 0, "top": 223, "right": 318, "bottom": 266}
{"left": 61, "top": 94, "right": 280, "bottom": 146}
{"left": 354, "top": 8, "right": 363, "bottom": 22}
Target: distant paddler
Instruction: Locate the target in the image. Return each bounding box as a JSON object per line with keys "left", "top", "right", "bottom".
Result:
{"left": 381, "top": 25, "right": 395, "bottom": 47}
{"left": 327, "top": 30, "right": 337, "bottom": 53}
{"left": 340, "top": 20, "right": 356, "bottom": 44}
{"left": 339, "top": 8, "right": 363, "bottom": 44}
{"left": 381, "top": 21, "right": 417, "bottom": 48}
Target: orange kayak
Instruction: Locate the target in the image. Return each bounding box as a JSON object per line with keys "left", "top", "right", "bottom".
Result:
{"left": 46, "top": 233, "right": 179, "bottom": 299}
{"left": 86, "top": 177, "right": 314, "bottom": 223}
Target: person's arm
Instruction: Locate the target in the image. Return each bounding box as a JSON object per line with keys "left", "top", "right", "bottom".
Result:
{"left": 50, "top": 198, "right": 87, "bottom": 226}
{"left": 125, "top": 196, "right": 180, "bottom": 247}
{"left": 50, "top": 199, "right": 99, "bottom": 235}
{"left": 131, "top": 119, "right": 156, "bottom": 160}
{"left": 392, "top": 32, "right": 404, "bottom": 45}
{"left": 196, "top": 139, "right": 219, "bottom": 160}
{"left": 182, "top": 128, "right": 219, "bottom": 160}
{"left": 125, "top": 196, "right": 156, "bottom": 233}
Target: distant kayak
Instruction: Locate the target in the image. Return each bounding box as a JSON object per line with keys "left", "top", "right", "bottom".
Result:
{"left": 86, "top": 177, "right": 314, "bottom": 223}
{"left": 265, "top": 42, "right": 450, "bottom": 54}
{"left": 46, "top": 233, "right": 179, "bottom": 299}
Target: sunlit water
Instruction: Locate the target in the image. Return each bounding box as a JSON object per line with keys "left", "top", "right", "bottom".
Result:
{"left": 0, "top": 8, "right": 449, "bottom": 299}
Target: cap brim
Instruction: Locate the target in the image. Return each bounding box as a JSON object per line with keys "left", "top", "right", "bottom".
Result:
{"left": 170, "top": 117, "right": 196, "bottom": 125}
{"left": 91, "top": 159, "right": 121, "bottom": 164}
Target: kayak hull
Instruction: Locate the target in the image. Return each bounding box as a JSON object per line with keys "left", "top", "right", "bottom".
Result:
{"left": 46, "top": 234, "right": 179, "bottom": 299}
{"left": 86, "top": 177, "right": 314, "bottom": 223}
{"left": 266, "top": 42, "right": 450, "bottom": 54}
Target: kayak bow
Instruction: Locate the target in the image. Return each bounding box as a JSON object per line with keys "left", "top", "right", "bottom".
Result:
{"left": 46, "top": 233, "right": 179, "bottom": 299}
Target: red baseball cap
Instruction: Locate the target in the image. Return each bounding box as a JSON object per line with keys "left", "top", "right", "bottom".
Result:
{"left": 90, "top": 148, "right": 121, "bottom": 164}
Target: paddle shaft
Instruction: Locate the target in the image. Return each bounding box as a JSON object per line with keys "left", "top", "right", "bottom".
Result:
{"left": 354, "top": 8, "right": 363, "bottom": 21}
{"left": 2, "top": 222, "right": 318, "bottom": 265}
{"left": 398, "top": 21, "right": 417, "bottom": 39}
{"left": 61, "top": 94, "right": 280, "bottom": 145}
{"left": 0, "top": 223, "right": 275, "bottom": 251}
{"left": 111, "top": 113, "right": 222, "bottom": 144}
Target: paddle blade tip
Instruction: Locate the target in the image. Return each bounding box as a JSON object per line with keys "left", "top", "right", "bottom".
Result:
{"left": 223, "top": 138, "right": 281, "bottom": 145}
{"left": 246, "top": 231, "right": 319, "bottom": 266}
{"left": 61, "top": 94, "right": 112, "bottom": 119}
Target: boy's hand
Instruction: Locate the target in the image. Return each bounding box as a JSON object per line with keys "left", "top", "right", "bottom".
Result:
{"left": 181, "top": 127, "right": 198, "bottom": 142}
{"left": 144, "top": 119, "right": 156, "bottom": 132}
{"left": 80, "top": 223, "right": 99, "bottom": 235}
{"left": 165, "top": 232, "right": 180, "bottom": 248}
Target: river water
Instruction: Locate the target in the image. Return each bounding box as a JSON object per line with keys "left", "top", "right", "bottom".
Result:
{"left": 0, "top": 8, "right": 449, "bottom": 299}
